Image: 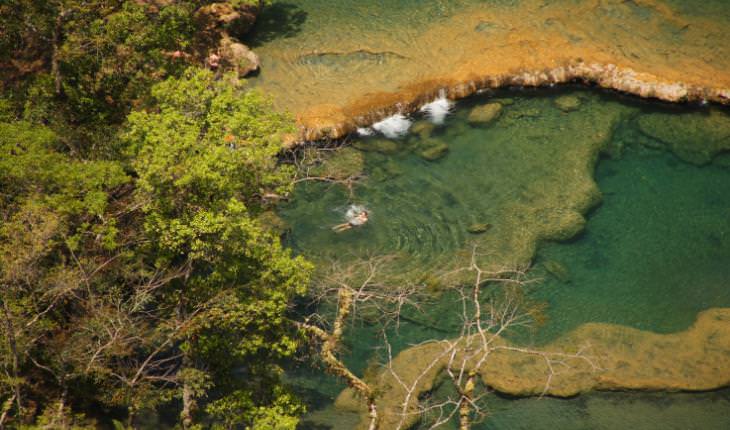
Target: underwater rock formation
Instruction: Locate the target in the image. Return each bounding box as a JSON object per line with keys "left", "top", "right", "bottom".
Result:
{"left": 418, "top": 140, "right": 449, "bottom": 161}
{"left": 410, "top": 120, "right": 435, "bottom": 139}
{"left": 467, "top": 102, "right": 502, "bottom": 125}
{"left": 336, "top": 308, "right": 730, "bottom": 429}
{"left": 637, "top": 109, "right": 730, "bottom": 165}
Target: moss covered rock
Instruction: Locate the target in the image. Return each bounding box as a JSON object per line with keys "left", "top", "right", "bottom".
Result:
{"left": 637, "top": 109, "right": 730, "bottom": 165}
{"left": 419, "top": 140, "right": 449, "bottom": 161}
{"left": 467, "top": 102, "right": 502, "bottom": 125}
{"left": 467, "top": 223, "right": 492, "bottom": 234}
{"left": 554, "top": 95, "right": 581, "bottom": 112}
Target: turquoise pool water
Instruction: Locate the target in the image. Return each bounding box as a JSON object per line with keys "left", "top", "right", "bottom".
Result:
{"left": 532, "top": 141, "right": 730, "bottom": 341}
{"left": 280, "top": 89, "right": 730, "bottom": 428}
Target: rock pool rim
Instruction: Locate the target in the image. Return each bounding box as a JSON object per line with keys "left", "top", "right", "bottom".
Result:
{"left": 291, "top": 60, "right": 730, "bottom": 144}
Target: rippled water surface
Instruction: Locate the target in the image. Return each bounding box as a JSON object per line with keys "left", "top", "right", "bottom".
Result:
{"left": 280, "top": 89, "right": 730, "bottom": 429}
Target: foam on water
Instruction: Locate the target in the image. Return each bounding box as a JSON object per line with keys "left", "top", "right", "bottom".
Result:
{"left": 356, "top": 127, "right": 375, "bottom": 136}
{"left": 371, "top": 113, "right": 412, "bottom": 138}
{"left": 420, "top": 92, "right": 454, "bottom": 125}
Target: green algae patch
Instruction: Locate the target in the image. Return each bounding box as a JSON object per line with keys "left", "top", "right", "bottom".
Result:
{"left": 637, "top": 109, "right": 730, "bottom": 165}
{"left": 337, "top": 308, "right": 730, "bottom": 429}
{"left": 308, "top": 146, "right": 365, "bottom": 180}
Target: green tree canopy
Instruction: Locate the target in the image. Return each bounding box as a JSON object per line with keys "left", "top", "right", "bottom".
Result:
{"left": 1, "top": 67, "right": 311, "bottom": 429}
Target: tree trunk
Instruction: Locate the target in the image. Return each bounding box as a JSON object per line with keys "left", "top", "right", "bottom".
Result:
{"left": 54, "top": 383, "right": 68, "bottom": 430}
{"left": 367, "top": 402, "right": 378, "bottom": 430}
{"left": 300, "top": 289, "right": 379, "bottom": 429}
{"left": 177, "top": 298, "right": 195, "bottom": 430}
{"left": 1, "top": 300, "right": 22, "bottom": 419}
{"left": 126, "top": 404, "right": 137, "bottom": 429}
{"left": 0, "top": 394, "right": 16, "bottom": 429}
{"left": 51, "top": 9, "right": 67, "bottom": 96}
{"left": 181, "top": 373, "right": 194, "bottom": 430}
{"left": 458, "top": 372, "right": 476, "bottom": 430}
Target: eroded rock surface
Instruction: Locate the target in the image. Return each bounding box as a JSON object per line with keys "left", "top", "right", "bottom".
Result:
{"left": 246, "top": 0, "right": 730, "bottom": 141}
{"left": 337, "top": 308, "right": 730, "bottom": 429}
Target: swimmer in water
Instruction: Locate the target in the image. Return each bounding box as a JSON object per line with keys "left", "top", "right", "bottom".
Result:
{"left": 333, "top": 206, "right": 369, "bottom": 232}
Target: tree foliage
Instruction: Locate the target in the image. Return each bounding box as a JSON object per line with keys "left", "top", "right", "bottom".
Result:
{"left": 1, "top": 64, "right": 310, "bottom": 428}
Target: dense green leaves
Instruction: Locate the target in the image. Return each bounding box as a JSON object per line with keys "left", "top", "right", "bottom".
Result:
{"left": 2, "top": 1, "right": 312, "bottom": 427}
{"left": 1, "top": 65, "right": 310, "bottom": 430}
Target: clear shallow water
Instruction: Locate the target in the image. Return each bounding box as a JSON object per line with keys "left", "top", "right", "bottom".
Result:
{"left": 243, "top": 0, "right": 730, "bottom": 129}
{"left": 281, "top": 89, "right": 730, "bottom": 428}
{"left": 282, "top": 89, "right": 623, "bottom": 272}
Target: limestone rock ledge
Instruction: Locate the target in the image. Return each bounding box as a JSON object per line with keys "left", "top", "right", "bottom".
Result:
{"left": 297, "top": 61, "right": 730, "bottom": 142}
{"left": 335, "top": 307, "right": 730, "bottom": 429}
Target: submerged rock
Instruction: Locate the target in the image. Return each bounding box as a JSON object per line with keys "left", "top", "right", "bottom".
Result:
{"left": 361, "top": 138, "right": 400, "bottom": 154}
{"left": 340, "top": 308, "right": 730, "bottom": 428}
{"left": 543, "top": 259, "right": 571, "bottom": 282}
{"left": 555, "top": 95, "right": 582, "bottom": 112}
{"left": 467, "top": 102, "right": 502, "bottom": 125}
{"left": 467, "top": 223, "right": 492, "bottom": 234}
{"left": 411, "top": 120, "right": 435, "bottom": 139}
{"left": 637, "top": 109, "right": 730, "bottom": 165}
{"left": 297, "top": 50, "right": 405, "bottom": 67}
{"left": 419, "top": 140, "right": 449, "bottom": 161}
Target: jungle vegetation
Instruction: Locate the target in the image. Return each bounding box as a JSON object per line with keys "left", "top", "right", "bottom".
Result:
{"left": 1, "top": 1, "right": 311, "bottom": 428}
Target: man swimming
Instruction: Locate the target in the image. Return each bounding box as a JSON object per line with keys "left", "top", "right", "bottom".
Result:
{"left": 333, "top": 205, "right": 369, "bottom": 232}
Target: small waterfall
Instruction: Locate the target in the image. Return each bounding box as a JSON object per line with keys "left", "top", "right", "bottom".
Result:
{"left": 420, "top": 90, "right": 453, "bottom": 125}
{"left": 356, "top": 127, "right": 375, "bottom": 136}
{"left": 372, "top": 113, "right": 413, "bottom": 138}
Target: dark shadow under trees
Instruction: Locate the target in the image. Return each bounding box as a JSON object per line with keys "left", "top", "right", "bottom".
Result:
{"left": 245, "top": 2, "right": 308, "bottom": 47}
